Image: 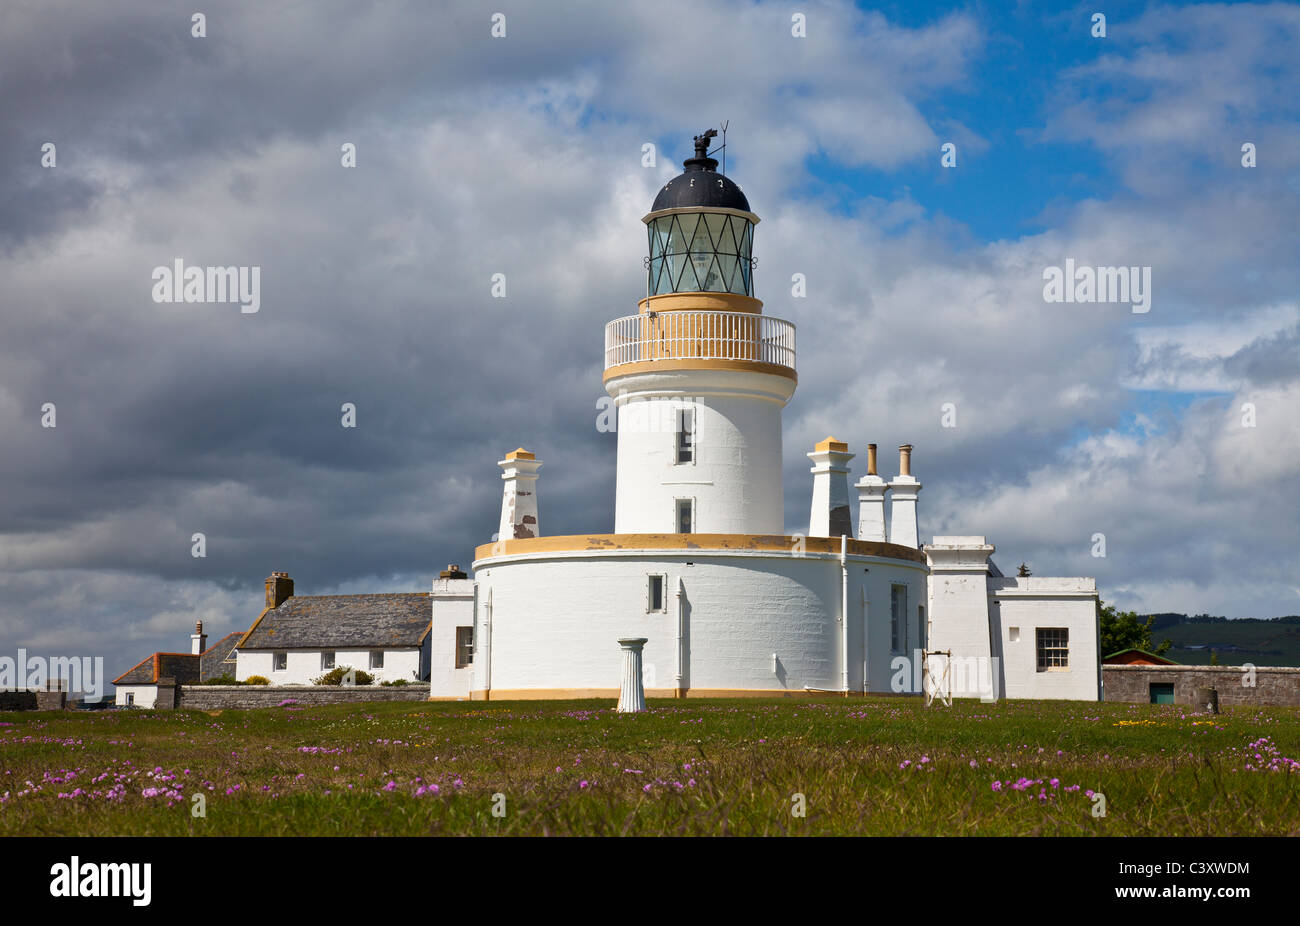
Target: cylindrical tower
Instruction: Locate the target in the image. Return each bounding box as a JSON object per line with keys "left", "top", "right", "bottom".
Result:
{"left": 604, "top": 131, "right": 797, "bottom": 534}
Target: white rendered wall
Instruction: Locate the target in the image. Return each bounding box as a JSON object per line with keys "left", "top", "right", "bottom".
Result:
{"left": 472, "top": 548, "right": 926, "bottom": 695}
{"left": 237, "top": 647, "right": 424, "bottom": 685}
{"left": 924, "top": 538, "right": 996, "bottom": 697}
{"left": 115, "top": 685, "right": 156, "bottom": 708}
{"left": 606, "top": 368, "right": 795, "bottom": 535}
{"left": 990, "top": 578, "right": 1100, "bottom": 701}
{"left": 429, "top": 577, "right": 475, "bottom": 699}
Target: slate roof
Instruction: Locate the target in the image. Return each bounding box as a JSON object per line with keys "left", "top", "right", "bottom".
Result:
{"left": 200, "top": 631, "right": 243, "bottom": 680}
{"left": 238, "top": 593, "right": 431, "bottom": 650}
{"left": 114, "top": 630, "right": 246, "bottom": 686}
{"left": 113, "top": 652, "right": 201, "bottom": 686}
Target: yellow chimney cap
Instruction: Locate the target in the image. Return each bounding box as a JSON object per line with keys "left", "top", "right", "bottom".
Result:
{"left": 814, "top": 436, "right": 848, "bottom": 453}
{"left": 504, "top": 447, "right": 536, "bottom": 460}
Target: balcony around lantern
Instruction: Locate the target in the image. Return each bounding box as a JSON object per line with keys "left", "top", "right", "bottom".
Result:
{"left": 603, "top": 310, "right": 796, "bottom": 379}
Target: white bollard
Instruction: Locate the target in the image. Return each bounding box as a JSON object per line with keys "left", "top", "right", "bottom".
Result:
{"left": 617, "top": 638, "right": 649, "bottom": 713}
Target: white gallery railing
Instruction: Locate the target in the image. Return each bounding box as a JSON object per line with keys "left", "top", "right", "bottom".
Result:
{"left": 604, "top": 311, "right": 796, "bottom": 372}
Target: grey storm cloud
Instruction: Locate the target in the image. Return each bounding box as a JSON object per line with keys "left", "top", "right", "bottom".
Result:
{"left": 1, "top": 0, "right": 1297, "bottom": 681}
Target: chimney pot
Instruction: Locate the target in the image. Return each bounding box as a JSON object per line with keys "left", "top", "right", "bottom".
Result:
{"left": 899, "top": 443, "right": 913, "bottom": 477}
{"left": 867, "top": 443, "right": 878, "bottom": 476}
{"left": 191, "top": 621, "right": 208, "bottom": 655}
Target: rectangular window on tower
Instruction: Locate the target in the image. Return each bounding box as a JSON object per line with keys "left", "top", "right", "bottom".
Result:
{"left": 675, "top": 498, "right": 694, "bottom": 534}
{"left": 890, "top": 585, "right": 907, "bottom": 653}
{"left": 647, "top": 574, "right": 666, "bottom": 612}
{"left": 675, "top": 406, "right": 695, "bottom": 464}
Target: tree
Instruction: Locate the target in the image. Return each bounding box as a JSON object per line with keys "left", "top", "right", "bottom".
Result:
{"left": 1098, "top": 600, "right": 1173, "bottom": 657}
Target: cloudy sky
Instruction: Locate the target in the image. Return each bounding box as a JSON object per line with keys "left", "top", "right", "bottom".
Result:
{"left": 2, "top": 0, "right": 1298, "bottom": 680}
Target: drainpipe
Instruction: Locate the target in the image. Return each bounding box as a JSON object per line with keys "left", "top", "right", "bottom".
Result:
{"left": 840, "top": 533, "right": 849, "bottom": 695}
{"left": 861, "top": 586, "right": 869, "bottom": 693}
{"left": 483, "top": 586, "right": 493, "bottom": 698}
{"left": 674, "top": 577, "right": 685, "bottom": 697}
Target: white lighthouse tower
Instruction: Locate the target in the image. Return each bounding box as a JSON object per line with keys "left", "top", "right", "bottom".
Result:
{"left": 604, "top": 130, "right": 796, "bottom": 535}
{"left": 467, "top": 130, "right": 934, "bottom": 701}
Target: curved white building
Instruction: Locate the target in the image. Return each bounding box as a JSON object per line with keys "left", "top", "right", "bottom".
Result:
{"left": 448, "top": 131, "right": 1101, "bottom": 702}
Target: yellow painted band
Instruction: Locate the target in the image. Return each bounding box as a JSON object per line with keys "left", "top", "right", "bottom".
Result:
{"left": 602, "top": 358, "right": 797, "bottom": 384}
{"left": 636, "top": 293, "right": 764, "bottom": 315}
{"left": 473, "top": 533, "right": 927, "bottom": 565}
{"left": 463, "top": 688, "right": 912, "bottom": 701}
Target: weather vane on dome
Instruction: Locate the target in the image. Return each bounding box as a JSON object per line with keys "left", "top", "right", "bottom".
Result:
{"left": 693, "top": 128, "right": 718, "bottom": 161}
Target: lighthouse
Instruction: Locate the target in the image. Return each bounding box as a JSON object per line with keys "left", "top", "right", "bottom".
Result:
{"left": 603, "top": 131, "right": 796, "bottom": 535}
{"left": 456, "top": 129, "right": 1115, "bottom": 704}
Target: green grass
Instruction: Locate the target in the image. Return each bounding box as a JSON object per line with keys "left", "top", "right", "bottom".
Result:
{"left": 2, "top": 697, "right": 1298, "bottom": 835}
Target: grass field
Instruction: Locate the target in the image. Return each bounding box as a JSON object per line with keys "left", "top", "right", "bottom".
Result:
{"left": 2, "top": 696, "right": 1298, "bottom": 836}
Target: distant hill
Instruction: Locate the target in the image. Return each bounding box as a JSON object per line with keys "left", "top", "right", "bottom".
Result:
{"left": 1139, "top": 613, "right": 1300, "bottom": 667}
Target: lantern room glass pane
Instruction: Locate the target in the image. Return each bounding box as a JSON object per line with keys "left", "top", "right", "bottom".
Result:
{"left": 715, "top": 253, "right": 740, "bottom": 293}
{"left": 703, "top": 214, "right": 735, "bottom": 254}
{"left": 647, "top": 213, "right": 753, "bottom": 296}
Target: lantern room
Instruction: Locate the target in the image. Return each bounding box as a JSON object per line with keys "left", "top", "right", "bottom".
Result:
{"left": 645, "top": 130, "right": 758, "bottom": 297}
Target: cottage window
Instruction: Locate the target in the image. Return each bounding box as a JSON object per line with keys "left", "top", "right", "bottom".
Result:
{"left": 273, "top": 652, "right": 287, "bottom": 671}
{"left": 321, "top": 651, "right": 335, "bottom": 671}
{"left": 455, "top": 627, "right": 474, "bottom": 668}
{"left": 370, "top": 650, "right": 384, "bottom": 670}
{"left": 125, "top": 692, "right": 135, "bottom": 707}
{"left": 1036, "top": 628, "right": 1069, "bottom": 670}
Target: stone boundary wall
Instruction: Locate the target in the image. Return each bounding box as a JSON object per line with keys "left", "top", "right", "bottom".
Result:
{"left": 0, "top": 691, "right": 39, "bottom": 711}
{"left": 175, "top": 684, "right": 432, "bottom": 710}
{"left": 35, "top": 690, "right": 67, "bottom": 710}
{"left": 1103, "top": 665, "right": 1300, "bottom": 707}
{"left": 0, "top": 690, "right": 70, "bottom": 711}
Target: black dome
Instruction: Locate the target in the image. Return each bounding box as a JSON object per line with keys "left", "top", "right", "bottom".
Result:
{"left": 651, "top": 131, "right": 751, "bottom": 213}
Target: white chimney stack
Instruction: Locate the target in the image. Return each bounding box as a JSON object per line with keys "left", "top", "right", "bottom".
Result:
{"left": 191, "top": 620, "right": 207, "bottom": 655}
{"left": 497, "top": 447, "right": 542, "bottom": 541}
{"left": 888, "top": 444, "right": 922, "bottom": 548}
{"left": 854, "top": 442, "right": 889, "bottom": 542}
{"left": 807, "top": 436, "right": 854, "bottom": 538}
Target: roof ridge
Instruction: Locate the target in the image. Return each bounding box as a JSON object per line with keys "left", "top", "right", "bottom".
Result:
{"left": 287, "top": 592, "right": 428, "bottom": 599}
{"left": 200, "top": 631, "right": 243, "bottom": 655}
